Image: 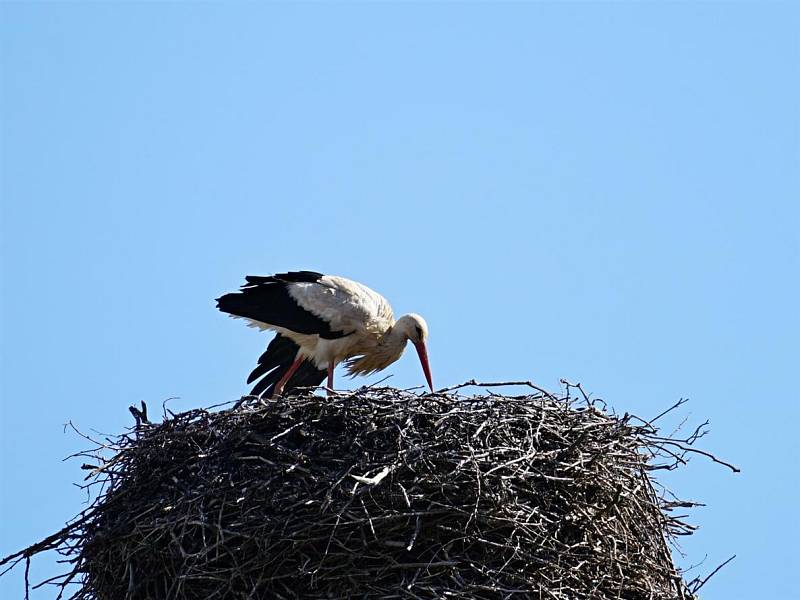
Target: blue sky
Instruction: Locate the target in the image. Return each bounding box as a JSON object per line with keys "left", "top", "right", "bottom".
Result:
{"left": 1, "top": 3, "right": 798, "bottom": 598}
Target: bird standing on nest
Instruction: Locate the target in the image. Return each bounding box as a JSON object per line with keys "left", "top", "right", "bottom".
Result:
{"left": 217, "top": 271, "right": 433, "bottom": 398}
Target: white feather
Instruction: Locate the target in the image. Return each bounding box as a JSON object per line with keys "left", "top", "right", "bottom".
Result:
{"left": 287, "top": 275, "right": 394, "bottom": 335}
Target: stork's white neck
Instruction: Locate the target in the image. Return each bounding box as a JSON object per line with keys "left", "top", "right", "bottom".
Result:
{"left": 380, "top": 320, "right": 412, "bottom": 357}
{"left": 345, "top": 313, "right": 427, "bottom": 377}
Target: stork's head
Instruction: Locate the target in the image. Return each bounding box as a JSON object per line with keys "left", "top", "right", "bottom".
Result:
{"left": 396, "top": 314, "right": 433, "bottom": 392}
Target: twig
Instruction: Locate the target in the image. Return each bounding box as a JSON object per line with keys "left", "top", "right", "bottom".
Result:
{"left": 689, "top": 555, "right": 736, "bottom": 593}
{"left": 437, "top": 379, "right": 558, "bottom": 401}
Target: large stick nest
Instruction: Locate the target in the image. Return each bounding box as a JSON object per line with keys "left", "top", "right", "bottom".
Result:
{"left": 2, "top": 382, "right": 734, "bottom": 599}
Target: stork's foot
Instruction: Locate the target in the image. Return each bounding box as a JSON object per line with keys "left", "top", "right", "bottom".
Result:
{"left": 232, "top": 395, "right": 255, "bottom": 410}
{"left": 271, "top": 357, "right": 304, "bottom": 399}
{"left": 272, "top": 385, "right": 284, "bottom": 398}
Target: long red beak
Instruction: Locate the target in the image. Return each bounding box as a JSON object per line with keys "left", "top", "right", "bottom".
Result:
{"left": 413, "top": 340, "right": 434, "bottom": 392}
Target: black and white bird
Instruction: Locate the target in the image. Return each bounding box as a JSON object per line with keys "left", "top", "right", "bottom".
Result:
{"left": 216, "top": 271, "right": 433, "bottom": 398}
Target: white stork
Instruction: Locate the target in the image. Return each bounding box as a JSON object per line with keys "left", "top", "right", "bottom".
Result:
{"left": 216, "top": 271, "right": 433, "bottom": 398}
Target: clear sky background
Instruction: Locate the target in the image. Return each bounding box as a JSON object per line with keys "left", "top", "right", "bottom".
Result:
{"left": 1, "top": 3, "right": 798, "bottom": 599}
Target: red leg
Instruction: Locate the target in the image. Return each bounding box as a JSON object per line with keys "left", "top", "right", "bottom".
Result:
{"left": 271, "top": 357, "right": 304, "bottom": 397}
{"left": 327, "top": 364, "right": 334, "bottom": 396}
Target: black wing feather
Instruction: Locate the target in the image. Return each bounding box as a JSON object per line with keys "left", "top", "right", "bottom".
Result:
{"left": 246, "top": 271, "right": 324, "bottom": 284}
{"left": 250, "top": 365, "right": 285, "bottom": 397}
{"left": 216, "top": 271, "right": 347, "bottom": 339}
{"left": 248, "top": 334, "right": 326, "bottom": 397}
{"left": 247, "top": 334, "right": 298, "bottom": 384}
{"left": 284, "top": 361, "right": 327, "bottom": 393}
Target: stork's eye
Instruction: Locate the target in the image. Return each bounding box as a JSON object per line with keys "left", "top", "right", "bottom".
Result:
{"left": 415, "top": 325, "right": 423, "bottom": 339}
